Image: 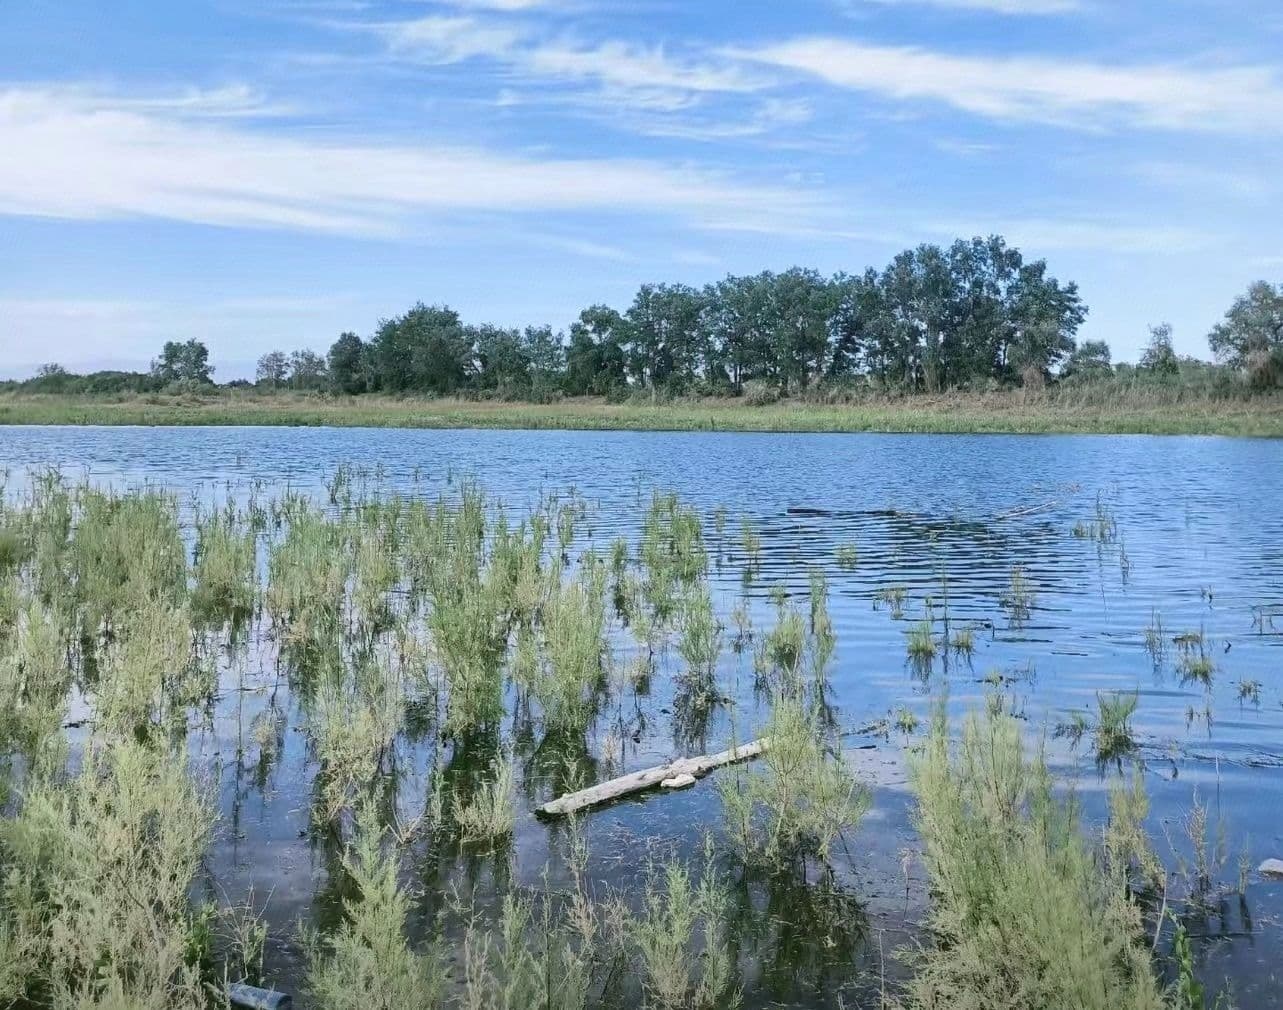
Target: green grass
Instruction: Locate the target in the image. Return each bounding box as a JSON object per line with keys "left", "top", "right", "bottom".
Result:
{"left": 5, "top": 388, "right": 1283, "bottom": 435}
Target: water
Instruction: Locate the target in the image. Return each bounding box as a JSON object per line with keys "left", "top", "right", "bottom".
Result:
{"left": 3, "top": 424, "right": 1282, "bottom": 1005}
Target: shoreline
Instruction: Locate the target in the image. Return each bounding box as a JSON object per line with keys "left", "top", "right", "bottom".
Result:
{"left": 3, "top": 391, "right": 1283, "bottom": 437}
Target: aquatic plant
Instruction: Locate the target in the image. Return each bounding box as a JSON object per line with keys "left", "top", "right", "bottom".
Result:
{"left": 532, "top": 575, "right": 606, "bottom": 733}
{"left": 906, "top": 704, "right": 1167, "bottom": 1009}
{"left": 1095, "top": 690, "right": 1139, "bottom": 765}
{"left": 0, "top": 740, "right": 214, "bottom": 1009}
{"left": 677, "top": 583, "right": 722, "bottom": 678}
{"left": 834, "top": 543, "right": 858, "bottom": 569}
{"left": 999, "top": 566, "right": 1036, "bottom": 626}
{"left": 623, "top": 850, "right": 739, "bottom": 1010}
{"left": 454, "top": 750, "right": 517, "bottom": 847}
{"left": 906, "top": 619, "right": 937, "bottom": 665}
{"left": 1235, "top": 679, "right": 1262, "bottom": 706}
{"left": 191, "top": 504, "right": 256, "bottom": 625}
{"left": 873, "top": 585, "right": 907, "bottom": 619}
{"left": 1144, "top": 609, "right": 1166, "bottom": 663}
{"left": 949, "top": 625, "right": 975, "bottom": 655}
{"left": 720, "top": 694, "right": 868, "bottom": 866}
{"left": 894, "top": 706, "right": 920, "bottom": 735}
{"left": 306, "top": 804, "right": 446, "bottom": 1010}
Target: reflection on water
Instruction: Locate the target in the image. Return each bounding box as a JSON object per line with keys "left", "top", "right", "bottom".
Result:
{"left": 2, "top": 424, "right": 1282, "bottom": 1006}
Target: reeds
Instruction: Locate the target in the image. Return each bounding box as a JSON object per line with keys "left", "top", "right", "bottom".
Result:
{"left": 907, "top": 703, "right": 1167, "bottom": 1009}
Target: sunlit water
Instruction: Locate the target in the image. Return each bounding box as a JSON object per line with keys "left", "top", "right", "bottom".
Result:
{"left": 3, "top": 424, "right": 1282, "bottom": 1006}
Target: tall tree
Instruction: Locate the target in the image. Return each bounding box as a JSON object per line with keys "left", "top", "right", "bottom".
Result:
{"left": 565, "top": 306, "right": 627, "bottom": 395}
{"left": 288, "top": 349, "right": 328, "bottom": 390}
{"left": 256, "top": 351, "right": 288, "bottom": 388}
{"left": 152, "top": 339, "right": 213, "bottom": 385}
{"left": 1139, "top": 323, "right": 1178, "bottom": 376}
{"left": 327, "top": 332, "right": 367, "bottom": 394}
{"left": 624, "top": 284, "right": 705, "bottom": 392}
{"left": 1208, "top": 280, "right": 1283, "bottom": 384}
{"left": 369, "top": 303, "right": 471, "bottom": 395}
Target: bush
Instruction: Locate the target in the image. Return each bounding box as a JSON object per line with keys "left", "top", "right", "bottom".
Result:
{"left": 741, "top": 380, "right": 779, "bottom": 406}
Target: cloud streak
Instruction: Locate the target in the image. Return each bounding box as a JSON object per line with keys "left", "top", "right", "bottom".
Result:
{"left": 856, "top": 0, "right": 1082, "bottom": 13}
{"left": 0, "top": 84, "right": 817, "bottom": 237}
{"left": 738, "top": 37, "right": 1283, "bottom": 132}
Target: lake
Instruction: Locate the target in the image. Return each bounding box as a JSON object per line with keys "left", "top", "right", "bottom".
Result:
{"left": 3, "top": 424, "right": 1282, "bottom": 1007}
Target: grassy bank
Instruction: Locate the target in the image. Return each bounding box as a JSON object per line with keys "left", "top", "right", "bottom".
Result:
{"left": 3, "top": 389, "right": 1283, "bottom": 436}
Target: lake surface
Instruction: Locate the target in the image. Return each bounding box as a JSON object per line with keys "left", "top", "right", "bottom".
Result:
{"left": 4, "top": 424, "right": 1282, "bottom": 1006}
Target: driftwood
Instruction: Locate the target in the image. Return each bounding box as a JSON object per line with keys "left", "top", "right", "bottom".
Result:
{"left": 536, "top": 738, "right": 770, "bottom": 818}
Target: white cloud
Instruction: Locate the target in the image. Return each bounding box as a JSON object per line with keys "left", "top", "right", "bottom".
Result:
{"left": 929, "top": 217, "right": 1213, "bottom": 254}
{"left": 738, "top": 37, "right": 1283, "bottom": 132}
{"left": 378, "top": 16, "right": 767, "bottom": 106}
{"left": 856, "top": 0, "right": 1082, "bottom": 13}
{"left": 381, "top": 16, "right": 526, "bottom": 63}
{"left": 0, "top": 84, "right": 816, "bottom": 236}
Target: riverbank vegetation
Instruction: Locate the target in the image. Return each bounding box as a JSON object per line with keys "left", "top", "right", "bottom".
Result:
{"left": 7, "top": 244, "right": 1281, "bottom": 434}
{"left": 4, "top": 384, "right": 1283, "bottom": 435}
{"left": 0, "top": 470, "right": 1249, "bottom": 1007}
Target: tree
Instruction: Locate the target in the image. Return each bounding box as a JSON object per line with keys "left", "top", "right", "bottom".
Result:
{"left": 256, "top": 351, "right": 288, "bottom": 388}
{"left": 151, "top": 339, "right": 213, "bottom": 385}
{"left": 472, "top": 324, "right": 531, "bottom": 396}
{"left": 1062, "top": 339, "right": 1112, "bottom": 379}
{"left": 1139, "top": 323, "right": 1179, "bottom": 376}
{"left": 327, "top": 332, "right": 367, "bottom": 394}
{"left": 624, "top": 283, "right": 706, "bottom": 393}
{"left": 1208, "top": 280, "right": 1283, "bottom": 386}
{"left": 288, "top": 349, "right": 328, "bottom": 390}
{"left": 1005, "top": 262, "right": 1085, "bottom": 383}
{"left": 565, "top": 306, "right": 627, "bottom": 395}
{"left": 368, "top": 303, "right": 471, "bottom": 395}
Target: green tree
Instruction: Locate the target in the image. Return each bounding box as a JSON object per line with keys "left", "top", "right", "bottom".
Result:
{"left": 327, "top": 332, "right": 367, "bottom": 394}
{"left": 1062, "top": 339, "right": 1112, "bottom": 379}
{"left": 288, "top": 349, "right": 328, "bottom": 390}
{"left": 1005, "top": 262, "right": 1086, "bottom": 382}
{"left": 624, "top": 284, "right": 705, "bottom": 392}
{"left": 1139, "top": 323, "right": 1179, "bottom": 376}
{"left": 369, "top": 303, "right": 471, "bottom": 394}
{"left": 472, "top": 324, "right": 531, "bottom": 397}
{"left": 256, "top": 350, "right": 288, "bottom": 388}
{"left": 151, "top": 339, "right": 213, "bottom": 385}
{"left": 1208, "top": 280, "right": 1283, "bottom": 386}
{"left": 565, "top": 306, "right": 627, "bottom": 395}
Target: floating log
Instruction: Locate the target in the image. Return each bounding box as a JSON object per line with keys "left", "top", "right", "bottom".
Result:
{"left": 536, "top": 738, "right": 769, "bottom": 818}
{"left": 228, "top": 983, "right": 292, "bottom": 1010}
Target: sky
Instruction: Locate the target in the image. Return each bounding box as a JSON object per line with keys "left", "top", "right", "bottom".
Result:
{"left": 2, "top": 0, "right": 1282, "bottom": 380}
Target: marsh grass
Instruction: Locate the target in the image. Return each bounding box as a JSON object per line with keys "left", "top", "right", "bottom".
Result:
{"left": 0, "top": 740, "right": 214, "bottom": 1009}
{"left": 907, "top": 703, "right": 1167, "bottom": 1009}
{"left": 999, "top": 566, "right": 1036, "bottom": 627}
{"left": 1095, "top": 690, "right": 1140, "bottom": 766}
{"left": 454, "top": 750, "right": 517, "bottom": 847}
{"left": 191, "top": 503, "right": 256, "bottom": 625}
{"left": 873, "top": 585, "right": 907, "bottom": 619}
{"left": 720, "top": 693, "right": 868, "bottom": 867}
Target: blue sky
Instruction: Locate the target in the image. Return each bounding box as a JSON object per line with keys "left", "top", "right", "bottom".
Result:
{"left": 2, "top": 0, "right": 1282, "bottom": 380}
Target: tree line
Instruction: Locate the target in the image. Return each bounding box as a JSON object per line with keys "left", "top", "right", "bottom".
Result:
{"left": 12, "top": 239, "right": 1283, "bottom": 398}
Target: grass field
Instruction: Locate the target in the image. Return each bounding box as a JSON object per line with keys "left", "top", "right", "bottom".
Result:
{"left": 3, "top": 389, "right": 1283, "bottom": 436}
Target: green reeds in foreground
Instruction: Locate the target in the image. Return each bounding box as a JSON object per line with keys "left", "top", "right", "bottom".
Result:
{"left": 908, "top": 704, "right": 1168, "bottom": 1009}
{"left": 0, "top": 740, "right": 214, "bottom": 1009}
{"left": 719, "top": 693, "right": 868, "bottom": 866}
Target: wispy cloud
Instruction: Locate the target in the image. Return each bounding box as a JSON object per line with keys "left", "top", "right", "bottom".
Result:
{"left": 737, "top": 37, "right": 1283, "bottom": 132}
{"left": 929, "top": 216, "right": 1214, "bottom": 254}
{"left": 0, "top": 84, "right": 818, "bottom": 236}
{"left": 375, "top": 15, "right": 767, "bottom": 111}
{"left": 853, "top": 0, "right": 1082, "bottom": 14}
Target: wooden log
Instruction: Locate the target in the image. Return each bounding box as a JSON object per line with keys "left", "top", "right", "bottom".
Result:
{"left": 536, "top": 738, "right": 769, "bottom": 818}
